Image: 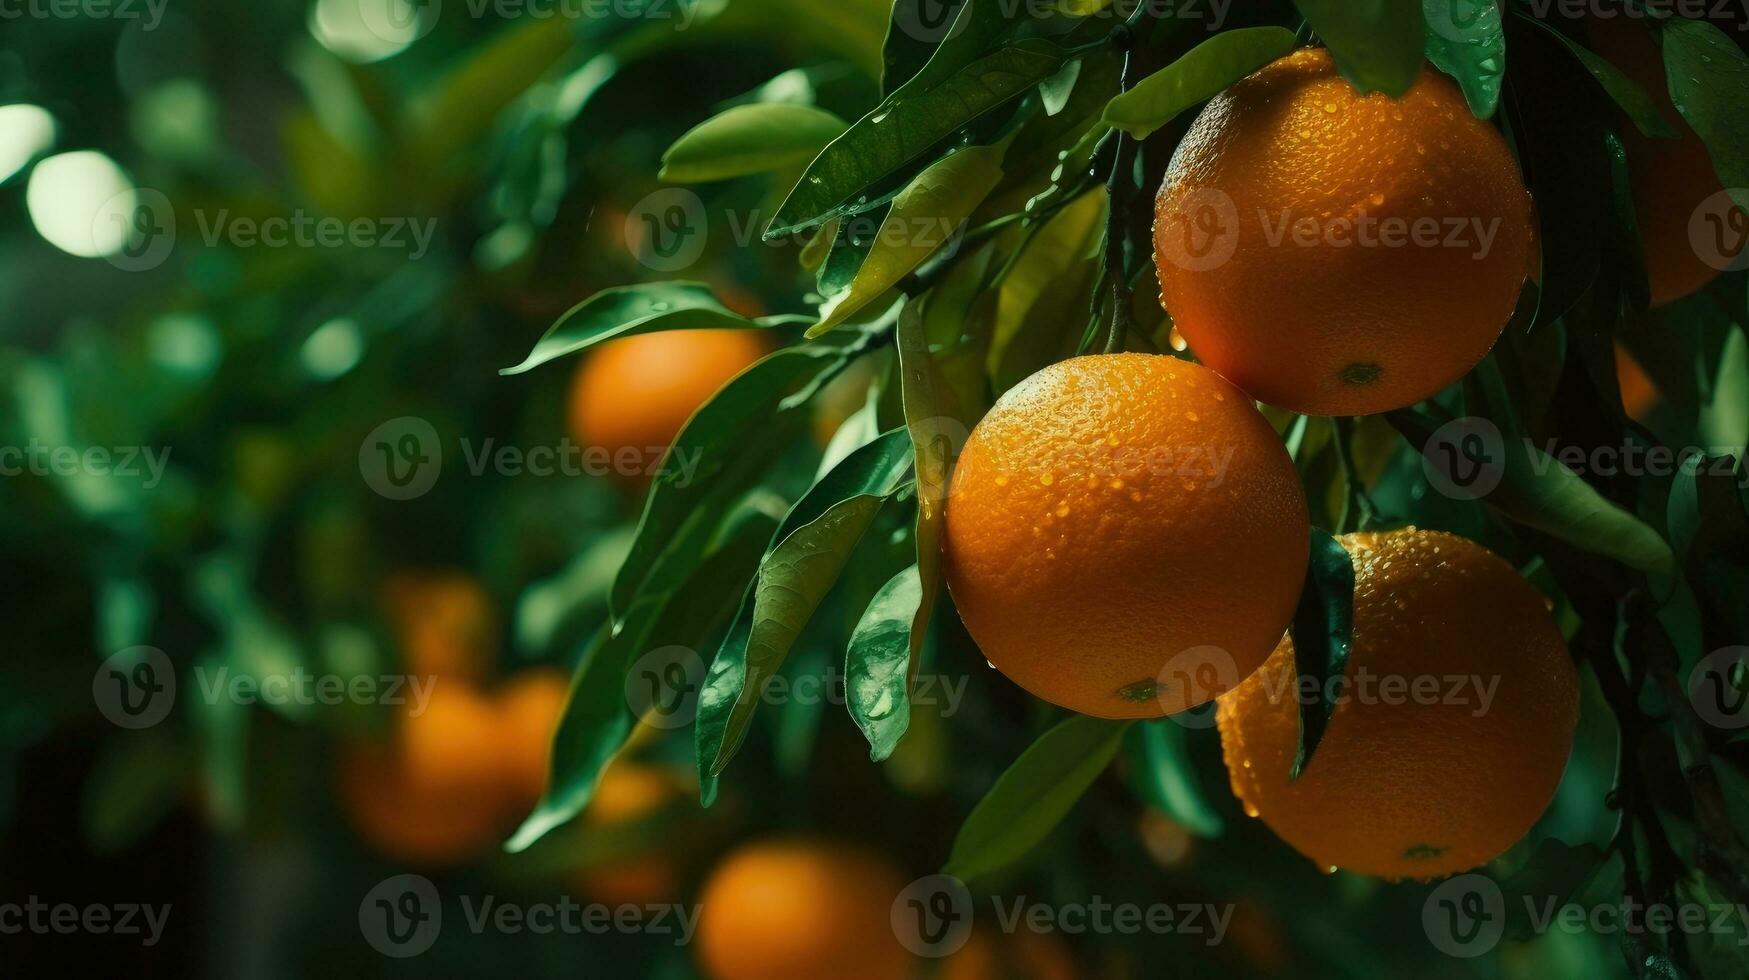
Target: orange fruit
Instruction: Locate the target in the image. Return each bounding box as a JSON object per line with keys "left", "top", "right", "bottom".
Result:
{"left": 1215, "top": 529, "right": 1579, "bottom": 879}
{"left": 567, "top": 329, "right": 767, "bottom": 480}
{"left": 695, "top": 839, "right": 912, "bottom": 980}
{"left": 1616, "top": 343, "right": 1658, "bottom": 421}
{"left": 941, "top": 929, "right": 1078, "bottom": 980}
{"left": 337, "top": 684, "right": 513, "bottom": 866}
{"left": 571, "top": 762, "right": 690, "bottom": 906}
{"left": 942, "top": 354, "right": 1309, "bottom": 719}
{"left": 381, "top": 570, "right": 497, "bottom": 682}
{"left": 1589, "top": 19, "right": 1742, "bottom": 306}
{"left": 1154, "top": 48, "right": 1532, "bottom": 416}
{"left": 497, "top": 667, "right": 571, "bottom": 811}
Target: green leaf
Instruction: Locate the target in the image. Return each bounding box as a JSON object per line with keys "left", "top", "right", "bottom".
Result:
{"left": 1422, "top": 0, "right": 1505, "bottom": 118}
{"left": 701, "top": 430, "right": 916, "bottom": 776}
{"left": 1125, "top": 721, "right": 1224, "bottom": 838}
{"left": 989, "top": 188, "right": 1106, "bottom": 392}
{"left": 502, "top": 282, "right": 806, "bottom": 375}
{"left": 659, "top": 104, "right": 848, "bottom": 183}
{"left": 945, "top": 714, "right": 1131, "bottom": 882}
{"left": 507, "top": 510, "right": 774, "bottom": 851}
{"left": 82, "top": 729, "right": 186, "bottom": 853}
{"left": 1293, "top": 0, "right": 1425, "bottom": 97}
{"left": 1101, "top": 27, "right": 1298, "bottom": 139}
{"left": 1288, "top": 528, "right": 1355, "bottom": 780}
{"left": 610, "top": 341, "right": 852, "bottom": 621}
{"left": 809, "top": 143, "right": 1006, "bottom": 337}
{"left": 1387, "top": 408, "right": 1676, "bottom": 573}
{"left": 846, "top": 564, "right": 923, "bottom": 761}
{"left": 1521, "top": 16, "right": 1676, "bottom": 139}
{"left": 769, "top": 39, "right": 1064, "bottom": 238}
{"left": 1661, "top": 17, "right": 1749, "bottom": 211}
{"left": 881, "top": 0, "right": 1017, "bottom": 96}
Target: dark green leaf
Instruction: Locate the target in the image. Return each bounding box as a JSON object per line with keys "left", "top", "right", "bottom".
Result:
{"left": 610, "top": 341, "right": 853, "bottom": 621}
{"left": 810, "top": 142, "right": 1005, "bottom": 336}
{"left": 847, "top": 564, "right": 923, "bottom": 761}
{"left": 946, "top": 714, "right": 1131, "bottom": 882}
{"left": 1422, "top": 0, "right": 1505, "bottom": 118}
{"left": 508, "top": 510, "right": 774, "bottom": 850}
{"left": 1293, "top": 0, "right": 1426, "bottom": 97}
{"left": 1125, "top": 720, "right": 1224, "bottom": 838}
{"left": 501, "top": 282, "right": 806, "bottom": 376}
{"left": 1101, "top": 27, "right": 1298, "bottom": 139}
{"left": 1662, "top": 17, "right": 1749, "bottom": 211}
{"left": 701, "top": 429, "right": 916, "bottom": 776}
{"left": 659, "top": 103, "right": 848, "bottom": 183}
{"left": 768, "top": 39, "right": 1065, "bottom": 238}
{"left": 1288, "top": 528, "right": 1355, "bottom": 780}
{"left": 1498, "top": 839, "right": 1607, "bottom": 941}
{"left": 897, "top": 300, "right": 970, "bottom": 674}
{"left": 1520, "top": 15, "right": 1676, "bottom": 139}
{"left": 1387, "top": 408, "right": 1676, "bottom": 573}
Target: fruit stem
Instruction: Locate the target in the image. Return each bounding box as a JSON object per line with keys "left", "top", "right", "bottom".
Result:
{"left": 1101, "top": 49, "right": 1139, "bottom": 355}
{"left": 1331, "top": 417, "right": 1380, "bottom": 533}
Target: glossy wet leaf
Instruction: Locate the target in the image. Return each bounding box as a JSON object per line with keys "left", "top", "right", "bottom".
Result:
{"left": 946, "top": 714, "right": 1131, "bottom": 882}
{"left": 1101, "top": 27, "right": 1297, "bottom": 139}
{"left": 502, "top": 282, "right": 805, "bottom": 375}
{"left": 809, "top": 143, "right": 1006, "bottom": 336}
{"left": 769, "top": 39, "right": 1063, "bottom": 238}
{"left": 898, "top": 300, "right": 970, "bottom": 672}
{"left": 659, "top": 103, "right": 848, "bottom": 183}
{"left": 1289, "top": 528, "right": 1355, "bottom": 780}
{"left": 1422, "top": 0, "right": 1505, "bottom": 118}
{"left": 1387, "top": 408, "right": 1676, "bottom": 574}
{"left": 1662, "top": 17, "right": 1749, "bottom": 211}
{"left": 701, "top": 430, "right": 916, "bottom": 776}
{"left": 1292, "top": 0, "right": 1425, "bottom": 97}
{"left": 846, "top": 564, "right": 923, "bottom": 760}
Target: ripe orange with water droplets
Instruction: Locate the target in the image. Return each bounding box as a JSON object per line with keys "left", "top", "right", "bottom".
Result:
{"left": 942, "top": 353, "right": 1309, "bottom": 719}
{"left": 1154, "top": 48, "right": 1532, "bottom": 416}
{"left": 1215, "top": 529, "right": 1578, "bottom": 879}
